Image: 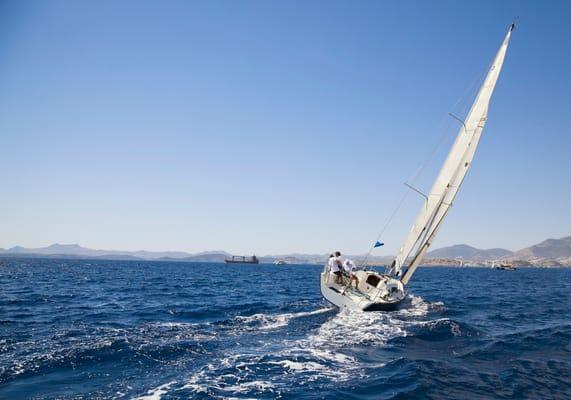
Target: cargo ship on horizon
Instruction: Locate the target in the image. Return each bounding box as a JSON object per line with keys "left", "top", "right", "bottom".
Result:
{"left": 224, "top": 255, "right": 259, "bottom": 264}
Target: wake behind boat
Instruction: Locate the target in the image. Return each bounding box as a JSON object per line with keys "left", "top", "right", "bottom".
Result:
{"left": 321, "top": 24, "right": 515, "bottom": 311}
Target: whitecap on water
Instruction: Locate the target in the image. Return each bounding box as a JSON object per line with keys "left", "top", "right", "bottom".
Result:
{"left": 182, "top": 354, "right": 279, "bottom": 397}
{"left": 133, "top": 381, "right": 176, "bottom": 400}
{"left": 144, "top": 295, "right": 446, "bottom": 398}
{"left": 233, "top": 307, "right": 333, "bottom": 331}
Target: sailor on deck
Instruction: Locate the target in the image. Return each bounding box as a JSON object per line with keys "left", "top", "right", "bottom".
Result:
{"left": 328, "top": 253, "right": 343, "bottom": 284}
{"left": 343, "top": 259, "right": 360, "bottom": 289}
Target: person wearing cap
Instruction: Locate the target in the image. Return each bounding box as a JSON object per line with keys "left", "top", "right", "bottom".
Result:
{"left": 343, "top": 258, "right": 360, "bottom": 289}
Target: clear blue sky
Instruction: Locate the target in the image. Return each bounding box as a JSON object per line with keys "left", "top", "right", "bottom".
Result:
{"left": 0, "top": 0, "right": 569, "bottom": 255}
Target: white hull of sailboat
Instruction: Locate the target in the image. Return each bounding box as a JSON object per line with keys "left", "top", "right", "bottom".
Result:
{"left": 320, "top": 270, "right": 405, "bottom": 312}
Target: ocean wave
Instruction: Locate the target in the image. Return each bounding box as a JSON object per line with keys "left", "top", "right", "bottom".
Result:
{"left": 2, "top": 290, "right": 447, "bottom": 400}
{"left": 181, "top": 354, "right": 279, "bottom": 398}
{"left": 176, "top": 295, "right": 447, "bottom": 398}
{"left": 0, "top": 322, "right": 217, "bottom": 384}
{"left": 233, "top": 307, "right": 333, "bottom": 331}
{"left": 458, "top": 322, "right": 571, "bottom": 360}
{"left": 5, "top": 260, "right": 568, "bottom": 400}
{"left": 134, "top": 381, "right": 176, "bottom": 400}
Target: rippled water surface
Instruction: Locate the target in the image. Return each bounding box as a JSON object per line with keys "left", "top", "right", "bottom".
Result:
{"left": 0, "top": 259, "right": 569, "bottom": 399}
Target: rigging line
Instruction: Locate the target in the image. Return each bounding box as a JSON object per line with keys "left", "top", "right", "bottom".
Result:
{"left": 358, "top": 188, "right": 410, "bottom": 269}
{"left": 366, "top": 119, "right": 459, "bottom": 270}
{"left": 400, "top": 70, "right": 491, "bottom": 269}
{"left": 407, "top": 60, "right": 494, "bottom": 187}
{"left": 403, "top": 129, "right": 476, "bottom": 268}
{"left": 361, "top": 116, "right": 459, "bottom": 269}
{"left": 360, "top": 53, "right": 490, "bottom": 271}
{"left": 407, "top": 67, "right": 488, "bottom": 187}
{"left": 451, "top": 40, "right": 502, "bottom": 124}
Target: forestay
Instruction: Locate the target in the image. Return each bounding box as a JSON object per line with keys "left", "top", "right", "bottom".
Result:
{"left": 389, "top": 24, "right": 515, "bottom": 284}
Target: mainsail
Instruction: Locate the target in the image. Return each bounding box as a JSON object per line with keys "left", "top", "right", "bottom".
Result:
{"left": 389, "top": 24, "right": 515, "bottom": 284}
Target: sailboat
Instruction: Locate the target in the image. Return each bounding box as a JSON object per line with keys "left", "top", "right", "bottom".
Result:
{"left": 321, "top": 24, "right": 515, "bottom": 311}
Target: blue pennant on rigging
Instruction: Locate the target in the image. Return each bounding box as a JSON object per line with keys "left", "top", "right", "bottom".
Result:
{"left": 374, "top": 241, "right": 385, "bottom": 248}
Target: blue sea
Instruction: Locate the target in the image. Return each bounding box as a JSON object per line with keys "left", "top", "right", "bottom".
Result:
{"left": 0, "top": 259, "right": 569, "bottom": 399}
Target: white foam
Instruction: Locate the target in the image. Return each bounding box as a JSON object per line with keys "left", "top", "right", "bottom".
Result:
{"left": 223, "top": 380, "right": 276, "bottom": 392}
{"left": 234, "top": 307, "right": 332, "bottom": 331}
{"left": 183, "top": 360, "right": 277, "bottom": 397}
{"left": 270, "top": 360, "right": 332, "bottom": 373}
{"left": 182, "top": 297, "right": 445, "bottom": 396}
{"left": 146, "top": 322, "right": 218, "bottom": 341}
{"left": 133, "top": 381, "right": 175, "bottom": 400}
{"left": 234, "top": 313, "right": 290, "bottom": 330}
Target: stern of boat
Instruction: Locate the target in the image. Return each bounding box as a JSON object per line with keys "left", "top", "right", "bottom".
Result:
{"left": 320, "top": 266, "right": 405, "bottom": 311}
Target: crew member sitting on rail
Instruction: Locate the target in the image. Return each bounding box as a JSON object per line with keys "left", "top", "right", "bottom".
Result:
{"left": 343, "top": 259, "right": 359, "bottom": 289}
{"left": 328, "top": 253, "right": 343, "bottom": 284}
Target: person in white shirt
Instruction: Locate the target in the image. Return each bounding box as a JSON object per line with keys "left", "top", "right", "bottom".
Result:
{"left": 343, "top": 258, "right": 360, "bottom": 289}
{"left": 334, "top": 251, "right": 342, "bottom": 267}
{"left": 328, "top": 253, "right": 343, "bottom": 284}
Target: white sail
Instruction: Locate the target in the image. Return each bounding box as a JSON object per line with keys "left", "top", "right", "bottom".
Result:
{"left": 390, "top": 24, "right": 515, "bottom": 284}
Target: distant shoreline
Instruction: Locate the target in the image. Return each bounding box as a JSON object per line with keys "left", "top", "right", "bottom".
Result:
{"left": 2, "top": 235, "right": 569, "bottom": 267}
{"left": 0, "top": 254, "right": 568, "bottom": 268}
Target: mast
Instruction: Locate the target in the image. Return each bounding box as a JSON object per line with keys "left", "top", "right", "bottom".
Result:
{"left": 390, "top": 24, "right": 515, "bottom": 284}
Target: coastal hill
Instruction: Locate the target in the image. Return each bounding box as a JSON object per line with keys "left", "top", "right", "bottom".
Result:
{"left": 511, "top": 236, "right": 571, "bottom": 259}
{"left": 427, "top": 245, "right": 512, "bottom": 260}
{"left": 0, "top": 243, "right": 231, "bottom": 262}
{"left": 426, "top": 236, "right": 571, "bottom": 267}
{"left": 1, "top": 236, "right": 570, "bottom": 266}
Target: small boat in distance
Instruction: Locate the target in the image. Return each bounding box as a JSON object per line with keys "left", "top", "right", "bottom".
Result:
{"left": 225, "top": 255, "right": 259, "bottom": 264}
{"left": 495, "top": 262, "right": 516, "bottom": 271}
{"left": 273, "top": 260, "right": 287, "bottom": 265}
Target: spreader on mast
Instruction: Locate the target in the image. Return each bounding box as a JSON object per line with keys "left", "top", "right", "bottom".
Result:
{"left": 389, "top": 24, "right": 515, "bottom": 285}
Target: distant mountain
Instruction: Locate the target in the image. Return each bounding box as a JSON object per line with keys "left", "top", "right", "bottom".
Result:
{"left": 4, "top": 243, "right": 103, "bottom": 256}
{"left": 511, "top": 236, "right": 571, "bottom": 260}
{"left": 428, "top": 244, "right": 512, "bottom": 260}
{"left": 0, "top": 244, "right": 243, "bottom": 263}
{"left": 177, "top": 252, "right": 231, "bottom": 263}
{"left": 0, "top": 244, "right": 196, "bottom": 260}
{"left": 129, "top": 250, "right": 194, "bottom": 259}
{"left": 1, "top": 236, "right": 569, "bottom": 266}
{"left": 425, "top": 236, "right": 571, "bottom": 267}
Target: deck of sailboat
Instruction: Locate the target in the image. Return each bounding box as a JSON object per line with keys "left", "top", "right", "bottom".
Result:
{"left": 320, "top": 270, "right": 404, "bottom": 311}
